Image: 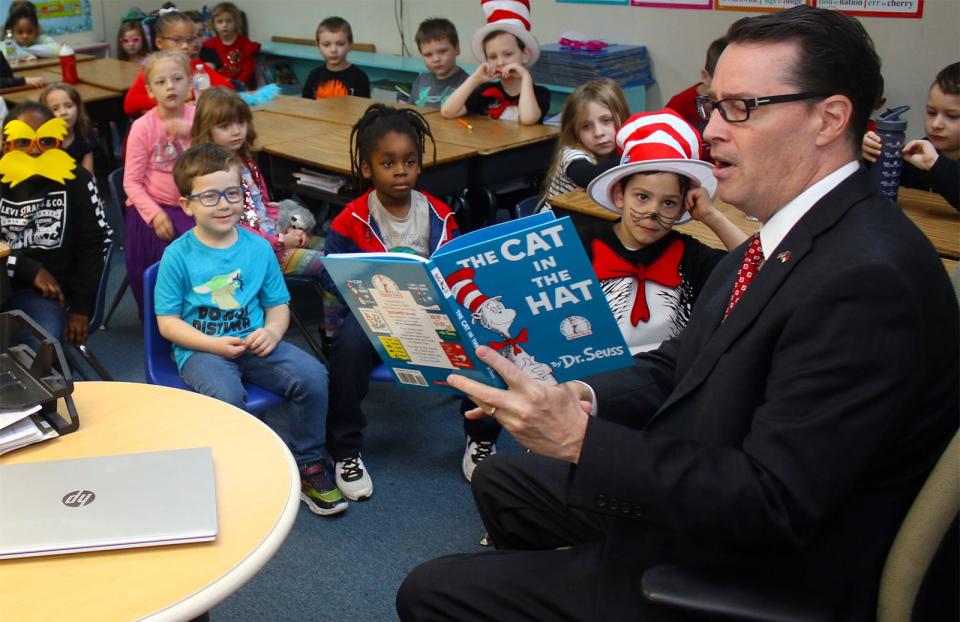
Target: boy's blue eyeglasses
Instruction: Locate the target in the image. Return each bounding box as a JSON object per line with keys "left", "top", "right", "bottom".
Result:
{"left": 186, "top": 186, "right": 244, "bottom": 207}
{"left": 695, "top": 92, "right": 829, "bottom": 123}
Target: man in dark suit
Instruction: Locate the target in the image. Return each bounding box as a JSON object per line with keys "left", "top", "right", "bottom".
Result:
{"left": 397, "top": 6, "right": 959, "bottom": 621}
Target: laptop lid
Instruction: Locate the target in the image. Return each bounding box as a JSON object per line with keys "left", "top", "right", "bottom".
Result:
{"left": 0, "top": 447, "right": 218, "bottom": 559}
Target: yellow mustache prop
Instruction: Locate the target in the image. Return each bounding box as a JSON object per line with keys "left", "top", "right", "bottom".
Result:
{"left": 0, "top": 118, "right": 77, "bottom": 188}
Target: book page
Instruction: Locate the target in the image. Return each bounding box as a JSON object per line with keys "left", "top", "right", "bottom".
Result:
{"left": 369, "top": 287, "right": 455, "bottom": 370}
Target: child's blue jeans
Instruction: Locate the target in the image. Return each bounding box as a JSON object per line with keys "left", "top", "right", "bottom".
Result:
{"left": 180, "top": 341, "right": 328, "bottom": 467}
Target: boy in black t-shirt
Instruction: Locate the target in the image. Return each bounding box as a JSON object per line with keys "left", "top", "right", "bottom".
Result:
{"left": 441, "top": 0, "right": 549, "bottom": 125}
{"left": 302, "top": 16, "right": 370, "bottom": 100}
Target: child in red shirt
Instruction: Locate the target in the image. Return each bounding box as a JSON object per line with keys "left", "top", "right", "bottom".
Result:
{"left": 123, "top": 9, "right": 234, "bottom": 117}
{"left": 203, "top": 2, "right": 261, "bottom": 89}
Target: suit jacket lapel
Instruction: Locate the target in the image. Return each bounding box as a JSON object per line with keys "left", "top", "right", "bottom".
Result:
{"left": 651, "top": 167, "right": 878, "bottom": 417}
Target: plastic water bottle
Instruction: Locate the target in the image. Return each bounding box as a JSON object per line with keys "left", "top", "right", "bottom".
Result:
{"left": 192, "top": 63, "right": 211, "bottom": 101}
{"left": 59, "top": 43, "right": 78, "bottom": 84}
{"left": 3, "top": 30, "right": 15, "bottom": 62}
{"left": 869, "top": 105, "right": 910, "bottom": 201}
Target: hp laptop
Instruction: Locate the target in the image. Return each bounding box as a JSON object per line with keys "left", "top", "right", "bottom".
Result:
{"left": 0, "top": 447, "right": 218, "bottom": 559}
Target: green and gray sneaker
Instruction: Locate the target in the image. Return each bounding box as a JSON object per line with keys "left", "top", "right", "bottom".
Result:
{"left": 300, "top": 462, "right": 348, "bottom": 516}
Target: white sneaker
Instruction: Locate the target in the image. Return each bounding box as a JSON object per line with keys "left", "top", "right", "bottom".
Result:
{"left": 335, "top": 455, "right": 373, "bottom": 501}
{"left": 462, "top": 438, "right": 496, "bottom": 483}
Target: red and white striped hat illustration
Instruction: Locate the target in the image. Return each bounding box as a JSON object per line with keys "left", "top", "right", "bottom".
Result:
{"left": 587, "top": 109, "right": 717, "bottom": 222}
{"left": 471, "top": 0, "right": 540, "bottom": 66}
{"left": 446, "top": 267, "right": 499, "bottom": 314}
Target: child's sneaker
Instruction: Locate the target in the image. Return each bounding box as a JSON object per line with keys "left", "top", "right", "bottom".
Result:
{"left": 300, "top": 462, "right": 348, "bottom": 516}
{"left": 335, "top": 455, "right": 373, "bottom": 501}
{"left": 462, "top": 438, "right": 496, "bottom": 483}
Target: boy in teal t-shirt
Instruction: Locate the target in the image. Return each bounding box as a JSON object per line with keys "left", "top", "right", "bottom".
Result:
{"left": 155, "top": 143, "right": 347, "bottom": 517}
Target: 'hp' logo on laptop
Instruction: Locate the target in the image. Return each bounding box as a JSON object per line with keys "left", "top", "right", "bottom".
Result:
{"left": 62, "top": 490, "right": 96, "bottom": 507}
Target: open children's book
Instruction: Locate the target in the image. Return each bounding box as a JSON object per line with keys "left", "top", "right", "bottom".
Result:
{"left": 323, "top": 212, "right": 632, "bottom": 392}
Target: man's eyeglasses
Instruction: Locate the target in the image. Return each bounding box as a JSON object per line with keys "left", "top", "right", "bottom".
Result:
{"left": 186, "top": 186, "right": 244, "bottom": 207}
{"left": 695, "top": 92, "right": 829, "bottom": 123}
{"left": 8, "top": 136, "right": 61, "bottom": 153}
{"left": 158, "top": 35, "right": 200, "bottom": 46}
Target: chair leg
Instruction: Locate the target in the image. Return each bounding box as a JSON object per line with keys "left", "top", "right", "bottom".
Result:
{"left": 64, "top": 347, "right": 89, "bottom": 381}
{"left": 288, "top": 303, "right": 328, "bottom": 366}
{"left": 101, "top": 277, "right": 129, "bottom": 329}
{"left": 78, "top": 344, "right": 114, "bottom": 381}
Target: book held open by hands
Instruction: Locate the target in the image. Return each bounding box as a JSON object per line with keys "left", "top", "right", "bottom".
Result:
{"left": 323, "top": 213, "right": 632, "bottom": 392}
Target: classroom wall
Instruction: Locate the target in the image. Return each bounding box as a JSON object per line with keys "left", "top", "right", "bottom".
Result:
{"left": 98, "top": 0, "right": 957, "bottom": 135}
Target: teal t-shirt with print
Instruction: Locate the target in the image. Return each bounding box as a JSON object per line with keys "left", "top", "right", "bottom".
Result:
{"left": 409, "top": 68, "right": 468, "bottom": 108}
{"left": 155, "top": 227, "right": 290, "bottom": 369}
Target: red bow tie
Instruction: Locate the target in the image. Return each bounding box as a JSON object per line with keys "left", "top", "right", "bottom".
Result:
{"left": 591, "top": 238, "right": 684, "bottom": 326}
{"left": 481, "top": 86, "right": 516, "bottom": 119}
{"left": 488, "top": 328, "right": 529, "bottom": 354}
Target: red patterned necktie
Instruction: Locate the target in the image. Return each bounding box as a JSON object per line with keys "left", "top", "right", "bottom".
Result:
{"left": 723, "top": 233, "right": 763, "bottom": 320}
{"left": 592, "top": 238, "right": 684, "bottom": 326}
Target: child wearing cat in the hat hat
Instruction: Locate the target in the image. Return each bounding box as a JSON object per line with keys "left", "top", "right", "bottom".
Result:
{"left": 441, "top": 0, "right": 551, "bottom": 125}
{"left": 580, "top": 109, "right": 747, "bottom": 354}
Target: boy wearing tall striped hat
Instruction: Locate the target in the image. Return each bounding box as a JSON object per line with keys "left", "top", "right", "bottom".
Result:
{"left": 581, "top": 109, "right": 746, "bottom": 354}
{"left": 441, "top": 0, "right": 550, "bottom": 125}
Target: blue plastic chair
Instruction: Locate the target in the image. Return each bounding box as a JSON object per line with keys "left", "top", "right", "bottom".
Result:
{"left": 142, "top": 262, "right": 285, "bottom": 415}
{"left": 515, "top": 194, "right": 544, "bottom": 218}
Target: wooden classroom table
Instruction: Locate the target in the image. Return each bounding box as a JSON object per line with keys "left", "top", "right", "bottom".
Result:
{"left": 55, "top": 58, "right": 143, "bottom": 93}
{"left": 2, "top": 78, "right": 119, "bottom": 105}
{"left": 0, "top": 381, "right": 300, "bottom": 622}
{"left": 426, "top": 114, "right": 559, "bottom": 156}
{"left": 897, "top": 186, "right": 959, "bottom": 260}
{"left": 255, "top": 94, "right": 437, "bottom": 126}
{"left": 9, "top": 53, "right": 95, "bottom": 72}
{"left": 254, "top": 109, "right": 477, "bottom": 199}
{"left": 552, "top": 189, "right": 959, "bottom": 271}
{"left": 252, "top": 109, "right": 335, "bottom": 148}
{"left": 549, "top": 190, "right": 761, "bottom": 251}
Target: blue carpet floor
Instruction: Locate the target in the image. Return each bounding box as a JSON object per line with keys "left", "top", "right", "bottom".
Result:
{"left": 79, "top": 249, "right": 522, "bottom": 621}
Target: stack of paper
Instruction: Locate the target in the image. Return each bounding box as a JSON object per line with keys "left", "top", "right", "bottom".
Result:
{"left": 293, "top": 170, "right": 348, "bottom": 193}
{"left": 531, "top": 43, "right": 654, "bottom": 89}
{"left": 0, "top": 405, "right": 58, "bottom": 456}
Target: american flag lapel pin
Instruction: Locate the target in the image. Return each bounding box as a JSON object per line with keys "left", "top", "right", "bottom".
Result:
{"left": 776, "top": 251, "right": 791, "bottom": 264}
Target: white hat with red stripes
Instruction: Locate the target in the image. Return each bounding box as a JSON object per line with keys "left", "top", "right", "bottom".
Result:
{"left": 446, "top": 267, "right": 499, "bottom": 315}
{"left": 471, "top": 0, "right": 540, "bottom": 66}
{"left": 587, "top": 109, "right": 716, "bottom": 222}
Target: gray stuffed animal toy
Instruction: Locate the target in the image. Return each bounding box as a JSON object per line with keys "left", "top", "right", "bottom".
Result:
{"left": 276, "top": 200, "right": 317, "bottom": 234}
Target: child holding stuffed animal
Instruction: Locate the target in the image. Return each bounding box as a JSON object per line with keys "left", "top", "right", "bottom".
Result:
{"left": 191, "top": 87, "right": 324, "bottom": 275}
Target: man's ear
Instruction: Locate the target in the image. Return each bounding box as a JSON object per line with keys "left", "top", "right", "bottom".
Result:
{"left": 815, "top": 94, "right": 853, "bottom": 148}
{"left": 454, "top": 44, "right": 461, "bottom": 57}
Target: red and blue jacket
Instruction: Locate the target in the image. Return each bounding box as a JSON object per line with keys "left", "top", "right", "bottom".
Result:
{"left": 321, "top": 188, "right": 460, "bottom": 303}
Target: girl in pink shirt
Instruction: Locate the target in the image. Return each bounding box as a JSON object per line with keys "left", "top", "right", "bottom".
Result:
{"left": 123, "top": 50, "right": 196, "bottom": 316}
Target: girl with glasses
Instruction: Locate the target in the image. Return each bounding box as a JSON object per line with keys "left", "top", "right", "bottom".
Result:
{"left": 123, "top": 9, "right": 235, "bottom": 117}
{"left": 116, "top": 21, "right": 149, "bottom": 65}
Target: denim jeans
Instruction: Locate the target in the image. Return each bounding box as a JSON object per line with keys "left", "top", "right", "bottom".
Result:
{"left": 180, "top": 341, "right": 328, "bottom": 466}
{"left": 1, "top": 287, "right": 67, "bottom": 351}
{"left": 327, "top": 312, "right": 502, "bottom": 461}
